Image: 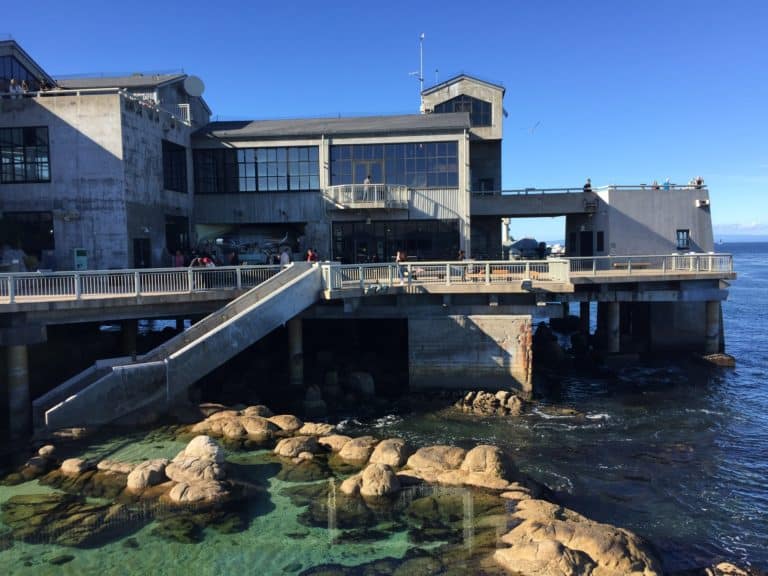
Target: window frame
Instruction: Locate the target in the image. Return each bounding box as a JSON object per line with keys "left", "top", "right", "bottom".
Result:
{"left": 676, "top": 229, "right": 691, "bottom": 250}
{"left": 0, "top": 126, "right": 51, "bottom": 184}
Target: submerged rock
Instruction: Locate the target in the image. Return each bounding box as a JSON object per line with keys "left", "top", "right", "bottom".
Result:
{"left": 0, "top": 493, "right": 145, "bottom": 548}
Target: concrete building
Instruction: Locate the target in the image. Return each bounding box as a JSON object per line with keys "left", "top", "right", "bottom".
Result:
{"left": 1, "top": 40, "right": 210, "bottom": 271}
{"left": 2, "top": 40, "right": 717, "bottom": 269}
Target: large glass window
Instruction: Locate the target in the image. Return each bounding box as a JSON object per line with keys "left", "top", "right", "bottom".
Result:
{"left": 434, "top": 95, "right": 492, "bottom": 127}
{"left": 162, "top": 139, "right": 187, "bottom": 193}
{"left": 194, "top": 146, "right": 319, "bottom": 194}
{"left": 0, "top": 127, "right": 50, "bottom": 184}
{"left": 676, "top": 229, "right": 691, "bottom": 250}
{"left": 330, "top": 142, "right": 458, "bottom": 188}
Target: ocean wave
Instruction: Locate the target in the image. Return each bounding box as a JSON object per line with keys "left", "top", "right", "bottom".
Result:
{"left": 586, "top": 413, "right": 611, "bottom": 420}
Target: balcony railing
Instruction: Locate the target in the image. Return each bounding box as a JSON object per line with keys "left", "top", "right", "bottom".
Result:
{"left": 0, "top": 265, "right": 281, "bottom": 304}
{"left": 568, "top": 253, "right": 733, "bottom": 276}
{"left": 324, "top": 184, "right": 409, "bottom": 210}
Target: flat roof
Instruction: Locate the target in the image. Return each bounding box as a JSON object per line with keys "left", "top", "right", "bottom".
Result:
{"left": 56, "top": 73, "right": 186, "bottom": 90}
{"left": 196, "top": 112, "right": 471, "bottom": 141}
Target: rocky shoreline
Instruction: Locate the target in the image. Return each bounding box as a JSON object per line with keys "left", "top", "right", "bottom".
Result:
{"left": 1, "top": 400, "right": 763, "bottom": 575}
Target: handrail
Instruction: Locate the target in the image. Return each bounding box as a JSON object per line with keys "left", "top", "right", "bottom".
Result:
{"left": 473, "top": 184, "right": 708, "bottom": 196}
{"left": 0, "top": 265, "right": 281, "bottom": 304}
{"left": 0, "top": 254, "right": 734, "bottom": 305}
{"left": 568, "top": 253, "right": 733, "bottom": 275}
{"left": 324, "top": 183, "right": 409, "bottom": 209}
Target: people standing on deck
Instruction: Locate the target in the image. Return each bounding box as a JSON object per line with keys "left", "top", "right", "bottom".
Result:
{"left": 279, "top": 247, "right": 290, "bottom": 267}
{"left": 9, "top": 78, "right": 22, "bottom": 98}
{"left": 395, "top": 250, "right": 406, "bottom": 284}
{"left": 363, "top": 174, "right": 372, "bottom": 201}
{"left": 663, "top": 178, "right": 671, "bottom": 191}
{"left": 583, "top": 178, "right": 592, "bottom": 192}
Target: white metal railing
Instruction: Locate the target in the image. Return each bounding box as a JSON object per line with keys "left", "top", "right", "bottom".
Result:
{"left": 324, "top": 184, "right": 409, "bottom": 209}
{"left": 322, "top": 260, "right": 570, "bottom": 291}
{"left": 473, "top": 184, "right": 709, "bottom": 196}
{"left": 0, "top": 265, "right": 281, "bottom": 304}
{"left": 0, "top": 255, "right": 734, "bottom": 305}
{"left": 568, "top": 253, "right": 733, "bottom": 276}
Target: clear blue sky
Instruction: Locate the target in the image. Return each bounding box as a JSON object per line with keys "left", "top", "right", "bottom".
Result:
{"left": 5, "top": 0, "right": 767, "bottom": 240}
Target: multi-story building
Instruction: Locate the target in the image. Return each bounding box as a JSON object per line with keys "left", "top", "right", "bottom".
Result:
{"left": 0, "top": 40, "right": 209, "bottom": 271}
{"left": 2, "top": 39, "right": 715, "bottom": 270}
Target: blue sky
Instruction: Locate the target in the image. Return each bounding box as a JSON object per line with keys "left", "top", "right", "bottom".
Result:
{"left": 5, "top": 0, "right": 767, "bottom": 240}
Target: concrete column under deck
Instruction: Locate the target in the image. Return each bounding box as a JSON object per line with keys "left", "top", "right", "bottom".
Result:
{"left": 122, "top": 319, "right": 138, "bottom": 357}
{"left": 607, "top": 302, "right": 621, "bottom": 354}
{"left": 579, "top": 302, "right": 591, "bottom": 334}
{"left": 705, "top": 301, "right": 721, "bottom": 354}
{"left": 408, "top": 315, "right": 533, "bottom": 394}
{"left": 7, "top": 344, "right": 30, "bottom": 439}
{"left": 288, "top": 317, "right": 304, "bottom": 389}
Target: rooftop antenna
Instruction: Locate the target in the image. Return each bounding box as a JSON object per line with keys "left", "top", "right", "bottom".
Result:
{"left": 409, "top": 32, "right": 426, "bottom": 112}
{"left": 435, "top": 68, "right": 439, "bottom": 84}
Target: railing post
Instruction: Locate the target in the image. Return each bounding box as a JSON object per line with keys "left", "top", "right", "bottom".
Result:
{"left": 388, "top": 264, "right": 393, "bottom": 286}
{"left": 134, "top": 271, "right": 141, "bottom": 296}
{"left": 628, "top": 260, "right": 633, "bottom": 275}
{"left": 9, "top": 276, "right": 16, "bottom": 304}
{"left": 359, "top": 266, "right": 364, "bottom": 290}
{"left": 407, "top": 264, "right": 412, "bottom": 285}
{"left": 592, "top": 258, "right": 597, "bottom": 276}
{"left": 525, "top": 262, "right": 530, "bottom": 278}
{"left": 662, "top": 257, "right": 667, "bottom": 273}
{"left": 236, "top": 267, "right": 242, "bottom": 289}
{"left": 446, "top": 263, "right": 450, "bottom": 285}
{"left": 485, "top": 262, "right": 490, "bottom": 284}
{"left": 696, "top": 256, "right": 700, "bottom": 272}
{"left": 74, "top": 273, "right": 81, "bottom": 300}
{"left": 187, "top": 268, "right": 194, "bottom": 292}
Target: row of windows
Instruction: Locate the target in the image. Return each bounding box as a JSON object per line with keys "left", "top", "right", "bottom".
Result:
{"left": 0, "top": 127, "right": 50, "bottom": 184}
{"left": 434, "top": 95, "right": 492, "bottom": 127}
{"left": 329, "top": 142, "right": 459, "bottom": 189}
{"left": 194, "top": 146, "right": 320, "bottom": 194}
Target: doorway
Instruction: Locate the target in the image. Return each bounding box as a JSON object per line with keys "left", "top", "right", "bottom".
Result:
{"left": 579, "top": 230, "right": 594, "bottom": 257}
{"left": 133, "top": 238, "right": 151, "bottom": 268}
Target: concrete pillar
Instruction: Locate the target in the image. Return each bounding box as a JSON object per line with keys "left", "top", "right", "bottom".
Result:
{"left": 704, "top": 301, "right": 721, "bottom": 354}
{"left": 607, "top": 302, "right": 620, "bottom": 353}
{"left": 122, "top": 319, "right": 138, "bottom": 358}
{"left": 288, "top": 317, "right": 303, "bottom": 389}
{"left": 7, "top": 344, "right": 30, "bottom": 439}
{"left": 579, "top": 302, "right": 591, "bottom": 334}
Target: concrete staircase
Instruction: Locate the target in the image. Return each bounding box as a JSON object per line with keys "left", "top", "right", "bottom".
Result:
{"left": 38, "top": 263, "right": 322, "bottom": 431}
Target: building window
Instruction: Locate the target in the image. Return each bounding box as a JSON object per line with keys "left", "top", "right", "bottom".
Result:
{"left": 433, "top": 95, "right": 492, "bottom": 126}
{"left": 596, "top": 231, "right": 604, "bottom": 252}
{"left": 0, "top": 127, "right": 50, "bottom": 183}
{"left": 162, "top": 140, "right": 187, "bottom": 193}
{"left": 330, "top": 142, "right": 458, "bottom": 188}
{"left": 194, "top": 146, "right": 319, "bottom": 194}
{"left": 676, "top": 229, "right": 691, "bottom": 250}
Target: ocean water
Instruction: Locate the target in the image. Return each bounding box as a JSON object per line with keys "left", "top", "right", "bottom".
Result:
{"left": 1, "top": 243, "right": 766, "bottom": 574}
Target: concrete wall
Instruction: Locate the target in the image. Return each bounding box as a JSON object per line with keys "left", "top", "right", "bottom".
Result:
{"left": 408, "top": 314, "right": 532, "bottom": 393}
{"left": 589, "top": 186, "right": 715, "bottom": 255}
{"left": 0, "top": 94, "right": 127, "bottom": 270}
{"left": 121, "top": 96, "right": 195, "bottom": 267}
